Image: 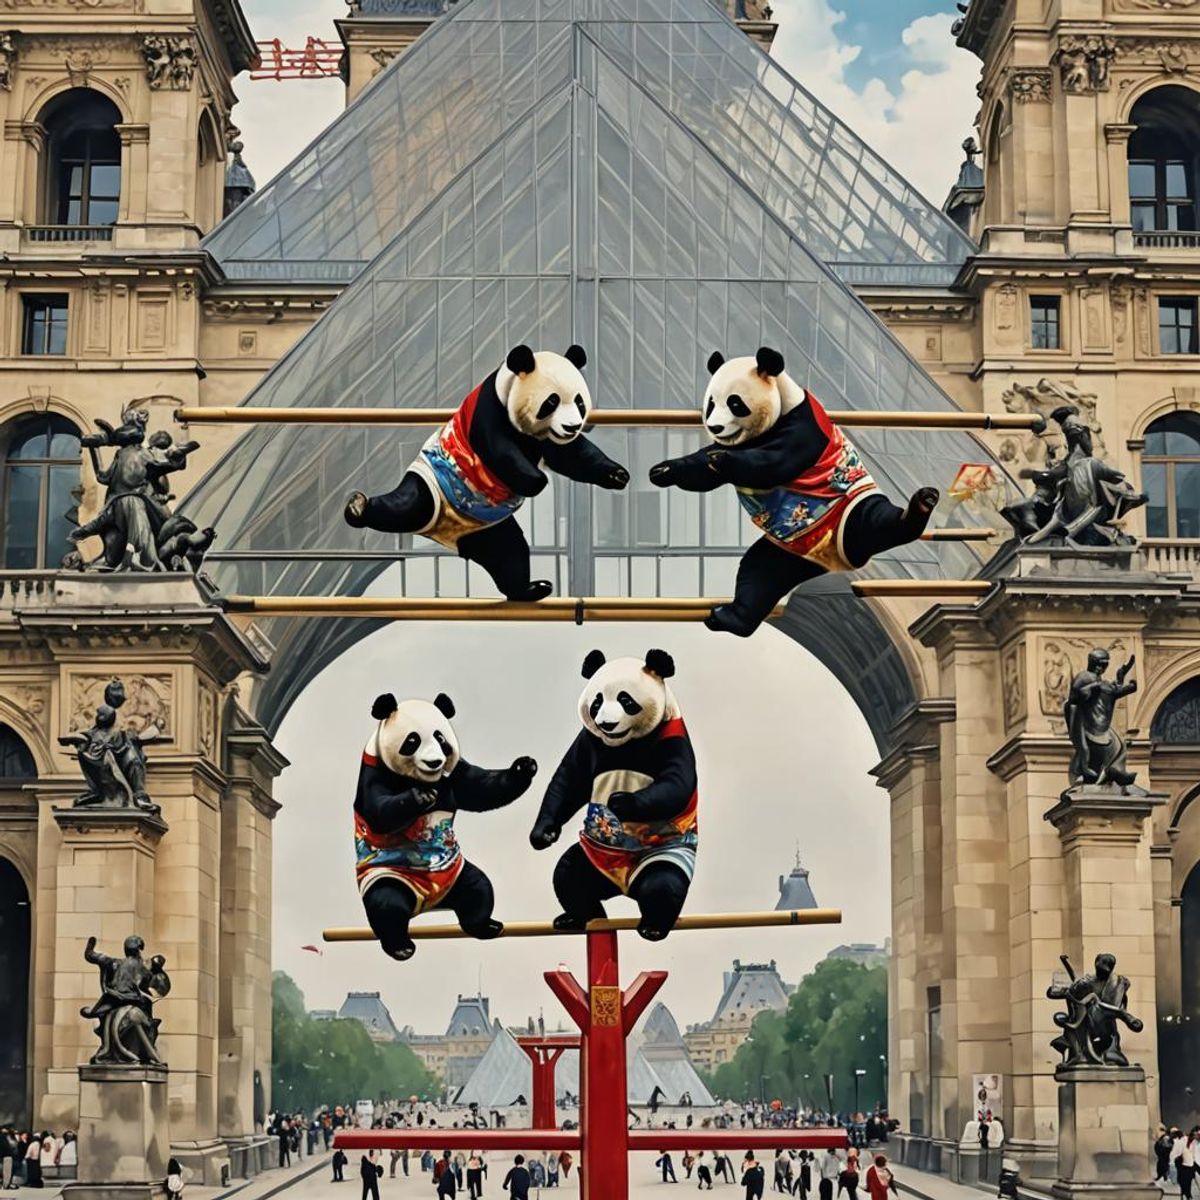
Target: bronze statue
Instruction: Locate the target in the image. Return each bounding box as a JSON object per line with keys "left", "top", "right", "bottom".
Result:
{"left": 81, "top": 935, "right": 171, "bottom": 1065}
{"left": 64, "top": 409, "right": 214, "bottom": 573}
{"left": 1047, "top": 953, "right": 1143, "bottom": 1067}
{"left": 59, "top": 680, "right": 163, "bottom": 814}
{"left": 1002, "top": 406, "right": 1146, "bottom": 547}
{"left": 1064, "top": 649, "right": 1137, "bottom": 788}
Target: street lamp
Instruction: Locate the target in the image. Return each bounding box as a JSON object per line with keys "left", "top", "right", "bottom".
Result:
{"left": 854, "top": 1068, "right": 867, "bottom": 1116}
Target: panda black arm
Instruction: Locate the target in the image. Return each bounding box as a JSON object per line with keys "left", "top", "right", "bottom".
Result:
{"left": 710, "top": 407, "right": 829, "bottom": 488}
{"left": 540, "top": 436, "right": 629, "bottom": 490}
{"left": 449, "top": 756, "right": 538, "bottom": 812}
{"left": 606, "top": 737, "right": 697, "bottom": 821}
{"left": 529, "top": 730, "right": 594, "bottom": 848}
{"left": 647, "top": 447, "right": 728, "bottom": 493}
{"left": 355, "top": 762, "right": 441, "bottom": 833}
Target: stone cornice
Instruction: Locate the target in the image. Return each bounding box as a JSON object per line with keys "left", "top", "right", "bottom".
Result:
{"left": 955, "top": 0, "right": 1007, "bottom": 58}
{"left": 1044, "top": 785, "right": 1166, "bottom": 850}
{"left": 871, "top": 699, "right": 956, "bottom": 791}
{"left": 52, "top": 804, "right": 169, "bottom": 844}
{"left": 986, "top": 734, "right": 1070, "bottom": 781}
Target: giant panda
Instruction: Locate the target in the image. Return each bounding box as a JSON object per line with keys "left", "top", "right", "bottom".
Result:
{"left": 345, "top": 345, "right": 629, "bottom": 601}
{"left": 355, "top": 692, "right": 537, "bottom": 961}
{"left": 648, "top": 347, "right": 940, "bottom": 637}
{"left": 529, "top": 649, "right": 697, "bottom": 941}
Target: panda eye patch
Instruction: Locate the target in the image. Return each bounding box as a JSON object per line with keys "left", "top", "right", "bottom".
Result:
{"left": 616, "top": 691, "right": 643, "bottom": 716}
{"left": 536, "top": 394, "right": 561, "bottom": 421}
{"left": 575, "top": 394, "right": 586, "bottom": 417}
{"left": 705, "top": 397, "right": 715, "bottom": 420}
{"left": 433, "top": 731, "right": 451, "bottom": 755}
{"left": 727, "top": 394, "right": 750, "bottom": 418}
{"left": 399, "top": 732, "right": 421, "bottom": 756}
{"left": 590, "top": 694, "right": 603, "bottom": 719}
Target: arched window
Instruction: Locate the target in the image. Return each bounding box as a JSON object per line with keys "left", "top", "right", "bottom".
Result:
{"left": 0, "top": 727, "right": 35, "bottom": 780}
{"left": 1128, "top": 87, "right": 1200, "bottom": 233}
{"left": 1143, "top": 413, "right": 1200, "bottom": 538}
{"left": 0, "top": 857, "right": 31, "bottom": 1127}
{"left": 41, "top": 89, "right": 122, "bottom": 228}
{"left": 1153, "top": 677, "right": 1200, "bottom": 744}
{"left": 1, "top": 414, "right": 82, "bottom": 569}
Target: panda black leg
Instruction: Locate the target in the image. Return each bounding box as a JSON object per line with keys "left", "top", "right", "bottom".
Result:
{"left": 707, "top": 537, "right": 824, "bottom": 637}
{"left": 344, "top": 473, "right": 436, "bottom": 534}
{"left": 458, "top": 516, "right": 553, "bottom": 602}
{"left": 842, "top": 489, "right": 940, "bottom": 568}
{"left": 362, "top": 880, "right": 419, "bottom": 961}
{"left": 629, "top": 863, "right": 690, "bottom": 941}
{"left": 552, "top": 843, "right": 620, "bottom": 930}
{"left": 440, "top": 861, "right": 504, "bottom": 940}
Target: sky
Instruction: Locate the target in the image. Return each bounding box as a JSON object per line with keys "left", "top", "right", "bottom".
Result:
{"left": 254, "top": 0, "right": 975, "bottom": 1040}
{"left": 234, "top": 0, "right": 977, "bottom": 203}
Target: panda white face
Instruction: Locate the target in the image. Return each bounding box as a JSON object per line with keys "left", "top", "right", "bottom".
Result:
{"left": 578, "top": 649, "right": 678, "bottom": 748}
{"left": 701, "top": 347, "right": 793, "bottom": 446}
{"left": 498, "top": 344, "right": 593, "bottom": 445}
{"left": 369, "top": 694, "right": 460, "bottom": 784}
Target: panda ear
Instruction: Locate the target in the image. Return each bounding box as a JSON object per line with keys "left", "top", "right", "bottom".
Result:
{"left": 644, "top": 649, "right": 676, "bottom": 680}
{"left": 564, "top": 345, "right": 587, "bottom": 371}
{"left": 581, "top": 650, "right": 606, "bottom": 679}
{"left": 706, "top": 351, "right": 726, "bottom": 376}
{"left": 506, "top": 345, "right": 536, "bottom": 376}
{"left": 433, "top": 693, "right": 456, "bottom": 720}
{"left": 371, "top": 693, "right": 398, "bottom": 720}
{"left": 755, "top": 346, "right": 785, "bottom": 378}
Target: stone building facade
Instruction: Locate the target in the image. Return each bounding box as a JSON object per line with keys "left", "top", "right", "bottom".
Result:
{"left": 0, "top": 0, "right": 1195, "bottom": 1189}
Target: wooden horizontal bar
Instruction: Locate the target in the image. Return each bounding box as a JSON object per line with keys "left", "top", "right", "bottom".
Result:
{"left": 177, "top": 405, "right": 1045, "bottom": 432}
{"left": 850, "top": 580, "right": 992, "bottom": 599}
{"left": 323, "top": 908, "right": 842, "bottom": 943}
{"left": 335, "top": 1130, "right": 580, "bottom": 1152}
{"left": 919, "top": 528, "right": 999, "bottom": 541}
{"left": 628, "top": 1130, "right": 848, "bottom": 1152}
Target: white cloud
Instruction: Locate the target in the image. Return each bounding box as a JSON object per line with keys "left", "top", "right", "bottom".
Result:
{"left": 770, "top": 0, "right": 980, "bottom": 203}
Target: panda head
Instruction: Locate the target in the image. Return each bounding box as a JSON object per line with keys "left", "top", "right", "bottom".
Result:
{"left": 368, "top": 693, "right": 460, "bottom": 784}
{"left": 701, "top": 346, "right": 800, "bottom": 446}
{"left": 497, "top": 344, "right": 592, "bottom": 445}
{"left": 577, "top": 649, "right": 679, "bottom": 748}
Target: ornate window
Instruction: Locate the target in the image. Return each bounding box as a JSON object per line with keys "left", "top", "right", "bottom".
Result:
{"left": 1152, "top": 677, "right": 1200, "bottom": 744}
{"left": 41, "top": 89, "right": 122, "bottom": 227}
{"left": 1143, "top": 413, "right": 1200, "bottom": 537}
{"left": 20, "top": 295, "right": 68, "bottom": 356}
{"left": 1128, "top": 87, "right": 1200, "bottom": 233}
{"left": 0, "top": 727, "right": 34, "bottom": 780}
{"left": 1, "top": 414, "right": 82, "bottom": 569}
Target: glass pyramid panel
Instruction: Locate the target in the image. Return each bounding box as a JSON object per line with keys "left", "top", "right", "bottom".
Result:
{"left": 202, "top": 0, "right": 973, "bottom": 285}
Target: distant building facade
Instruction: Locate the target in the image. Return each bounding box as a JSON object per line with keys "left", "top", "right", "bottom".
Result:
{"left": 826, "top": 943, "right": 891, "bottom": 970}
{"left": 684, "top": 959, "right": 792, "bottom": 1071}
{"left": 776, "top": 849, "right": 818, "bottom": 911}
{"left": 337, "top": 991, "right": 402, "bottom": 1042}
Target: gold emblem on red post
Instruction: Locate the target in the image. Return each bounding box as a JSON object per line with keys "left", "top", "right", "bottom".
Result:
{"left": 590, "top": 986, "right": 621, "bottom": 1027}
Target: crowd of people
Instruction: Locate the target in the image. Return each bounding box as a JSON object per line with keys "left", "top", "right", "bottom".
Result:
{"left": 0, "top": 1129, "right": 77, "bottom": 1187}
{"left": 1156, "top": 1124, "right": 1200, "bottom": 1197}
{"left": 651, "top": 1147, "right": 899, "bottom": 1200}
{"left": 343, "top": 1148, "right": 578, "bottom": 1200}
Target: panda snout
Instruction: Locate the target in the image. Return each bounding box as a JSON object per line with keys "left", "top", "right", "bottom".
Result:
{"left": 421, "top": 756, "right": 445, "bottom": 771}
{"left": 597, "top": 718, "right": 620, "bottom": 734}
{"left": 706, "top": 423, "right": 727, "bottom": 437}
{"left": 558, "top": 422, "right": 582, "bottom": 437}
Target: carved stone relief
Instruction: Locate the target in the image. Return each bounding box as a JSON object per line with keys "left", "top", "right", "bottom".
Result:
{"left": 1009, "top": 68, "right": 1053, "bottom": 104}
{"left": 1002, "top": 646, "right": 1027, "bottom": 728}
{"left": 69, "top": 674, "right": 171, "bottom": 739}
{"left": 1040, "top": 637, "right": 1130, "bottom": 731}
{"left": 999, "top": 378, "right": 1106, "bottom": 467}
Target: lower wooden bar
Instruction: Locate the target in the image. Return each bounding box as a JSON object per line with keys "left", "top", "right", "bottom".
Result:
{"left": 332, "top": 1129, "right": 848, "bottom": 1152}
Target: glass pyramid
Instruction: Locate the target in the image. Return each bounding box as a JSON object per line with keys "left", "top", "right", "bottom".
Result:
{"left": 187, "top": 0, "right": 1005, "bottom": 733}
{"left": 202, "top": 0, "right": 974, "bottom": 287}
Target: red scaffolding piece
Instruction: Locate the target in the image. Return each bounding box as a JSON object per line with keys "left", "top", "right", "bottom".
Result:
{"left": 516, "top": 1036, "right": 579, "bottom": 1130}
{"left": 250, "top": 38, "right": 341, "bottom": 80}
{"left": 334, "top": 928, "right": 848, "bottom": 1200}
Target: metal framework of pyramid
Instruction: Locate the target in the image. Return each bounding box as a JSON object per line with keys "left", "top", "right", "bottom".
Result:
{"left": 186, "top": 0, "right": 1006, "bottom": 739}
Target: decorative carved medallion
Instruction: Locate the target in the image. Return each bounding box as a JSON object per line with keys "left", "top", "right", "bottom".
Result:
{"left": 590, "top": 986, "right": 621, "bottom": 1028}
{"left": 1056, "top": 36, "right": 1117, "bottom": 93}
{"left": 1008, "top": 68, "right": 1053, "bottom": 104}
{"left": 999, "top": 378, "right": 1106, "bottom": 467}
{"left": 142, "top": 35, "right": 195, "bottom": 90}
{"left": 1002, "top": 646, "right": 1026, "bottom": 728}
{"left": 69, "top": 674, "right": 171, "bottom": 738}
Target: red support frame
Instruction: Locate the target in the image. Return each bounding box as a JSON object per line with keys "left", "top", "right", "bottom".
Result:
{"left": 516, "top": 1036, "right": 580, "bottom": 1130}
{"left": 335, "top": 929, "right": 847, "bottom": 1200}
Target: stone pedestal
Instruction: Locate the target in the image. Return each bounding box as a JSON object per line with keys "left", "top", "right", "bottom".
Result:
{"left": 64, "top": 1063, "right": 169, "bottom": 1200}
{"left": 1052, "top": 1065, "right": 1158, "bottom": 1200}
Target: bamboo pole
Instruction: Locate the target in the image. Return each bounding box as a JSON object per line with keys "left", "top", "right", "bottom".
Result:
{"left": 177, "top": 405, "right": 1045, "bottom": 431}
{"left": 851, "top": 579, "right": 992, "bottom": 599}
{"left": 920, "top": 528, "right": 1000, "bottom": 541}
{"left": 322, "top": 908, "right": 842, "bottom": 943}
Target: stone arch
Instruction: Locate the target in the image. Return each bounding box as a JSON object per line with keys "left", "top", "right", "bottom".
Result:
{"left": 1138, "top": 656, "right": 1200, "bottom": 738}
{"left": 1118, "top": 75, "right": 1200, "bottom": 126}
{"left": 24, "top": 78, "right": 131, "bottom": 129}
{"left": 0, "top": 695, "right": 54, "bottom": 778}
{"left": 1127, "top": 392, "right": 1200, "bottom": 444}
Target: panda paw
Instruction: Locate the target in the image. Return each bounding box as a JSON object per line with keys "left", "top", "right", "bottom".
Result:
{"left": 606, "top": 791, "right": 639, "bottom": 820}
{"left": 603, "top": 466, "right": 630, "bottom": 491}
{"left": 704, "top": 605, "right": 758, "bottom": 638}
{"left": 552, "top": 913, "right": 591, "bottom": 933}
{"left": 382, "top": 936, "right": 416, "bottom": 962}
{"left": 530, "top": 819, "right": 562, "bottom": 850}
{"left": 463, "top": 920, "right": 504, "bottom": 941}
{"left": 344, "top": 491, "right": 369, "bottom": 528}
{"left": 648, "top": 461, "right": 676, "bottom": 488}
{"left": 510, "top": 756, "right": 538, "bottom": 780}
{"left": 506, "top": 580, "right": 554, "bottom": 603}
{"left": 637, "top": 922, "right": 671, "bottom": 942}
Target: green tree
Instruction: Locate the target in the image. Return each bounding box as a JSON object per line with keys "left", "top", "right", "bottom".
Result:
{"left": 271, "top": 971, "right": 439, "bottom": 1114}
{"left": 705, "top": 959, "right": 887, "bottom": 1114}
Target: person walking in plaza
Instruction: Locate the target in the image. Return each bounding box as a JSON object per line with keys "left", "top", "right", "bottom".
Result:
{"left": 741, "top": 1155, "right": 765, "bottom": 1200}
{"left": 864, "top": 1156, "right": 897, "bottom": 1200}
{"left": 1177, "top": 1128, "right": 1199, "bottom": 1200}
{"left": 559, "top": 1151, "right": 573, "bottom": 1181}
{"left": 332, "top": 1148, "right": 348, "bottom": 1183}
{"left": 276, "top": 1118, "right": 291, "bottom": 1168}
{"left": 794, "top": 1152, "right": 811, "bottom": 1200}
{"left": 546, "top": 1152, "right": 560, "bottom": 1188}
{"left": 696, "top": 1152, "right": 713, "bottom": 1191}
{"left": 1154, "top": 1127, "right": 1173, "bottom": 1183}
{"left": 467, "top": 1151, "right": 485, "bottom": 1199}
{"left": 390, "top": 1150, "right": 401, "bottom": 1179}
{"left": 816, "top": 1148, "right": 841, "bottom": 1200}
{"left": 501, "top": 1156, "right": 530, "bottom": 1200}
{"left": 0, "top": 1127, "right": 15, "bottom": 1190}
{"left": 438, "top": 1158, "right": 458, "bottom": 1200}
{"left": 683, "top": 1152, "right": 696, "bottom": 1181}
{"left": 835, "top": 1156, "right": 859, "bottom": 1200}
{"left": 402, "top": 1150, "right": 410, "bottom": 1178}
{"left": 529, "top": 1154, "right": 546, "bottom": 1188}
{"left": 23, "top": 1132, "right": 42, "bottom": 1188}
{"left": 164, "top": 1156, "right": 186, "bottom": 1199}
{"left": 361, "top": 1151, "right": 383, "bottom": 1200}
{"left": 659, "top": 1152, "right": 679, "bottom": 1183}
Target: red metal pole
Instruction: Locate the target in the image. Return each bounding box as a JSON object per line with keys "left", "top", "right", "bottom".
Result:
{"left": 517, "top": 1040, "right": 575, "bottom": 1130}
{"left": 335, "top": 1130, "right": 580, "bottom": 1152}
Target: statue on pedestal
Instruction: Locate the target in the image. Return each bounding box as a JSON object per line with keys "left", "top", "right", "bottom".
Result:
{"left": 1001, "top": 405, "right": 1146, "bottom": 547}
{"left": 81, "top": 935, "right": 171, "bottom": 1066}
{"left": 1047, "top": 952, "right": 1143, "bottom": 1067}
{"left": 64, "top": 408, "right": 214, "bottom": 574}
{"left": 1063, "top": 649, "right": 1138, "bottom": 788}
{"left": 60, "top": 679, "right": 163, "bottom": 815}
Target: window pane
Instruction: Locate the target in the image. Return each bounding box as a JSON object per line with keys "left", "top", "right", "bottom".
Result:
{"left": 47, "top": 421, "right": 81, "bottom": 459}
{"left": 47, "top": 312, "right": 68, "bottom": 355}
{"left": 1173, "top": 203, "right": 1197, "bottom": 233}
{"left": 1177, "top": 462, "right": 1200, "bottom": 538}
{"left": 1144, "top": 464, "right": 1168, "bottom": 536}
{"left": 66, "top": 199, "right": 81, "bottom": 225}
{"left": 43, "top": 465, "right": 77, "bottom": 567}
{"left": 90, "top": 164, "right": 120, "bottom": 198}
{"left": 1129, "top": 161, "right": 1156, "bottom": 198}
{"left": 1132, "top": 203, "right": 1156, "bottom": 232}
{"left": 68, "top": 166, "right": 83, "bottom": 196}
{"left": 4, "top": 466, "right": 41, "bottom": 569}
{"left": 1167, "top": 161, "right": 1190, "bottom": 197}
{"left": 87, "top": 199, "right": 118, "bottom": 226}
{"left": 7, "top": 422, "right": 48, "bottom": 460}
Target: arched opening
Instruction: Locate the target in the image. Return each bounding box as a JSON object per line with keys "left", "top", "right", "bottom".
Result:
{"left": 1127, "top": 87, "right": 1200, "bottom": 233}
{"left": 196, "top": 109, "right": 223, "bottom": 233}
{"left": 1142, "top": 413, "right": 1200, "bottom": 539}
{"left": 40, "top": 88, "right": 122, "bottom": 229}
{"left": 1, "top": 414, "right": 82, "bottom": 569}
{"left": 1153, "top": 676, "right": 1200, "bottom": 743}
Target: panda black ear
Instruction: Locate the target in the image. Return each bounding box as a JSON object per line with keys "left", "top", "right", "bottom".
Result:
{"left": 433, "top": 693, "right": 456, "bottom": 720}
{"left": 756, "top": 347, "right": 785, "bottom": 378}
{"left": 564, "top": 345, "right": 587, "bottom": 371}
{"left": 644, "top": 649, "right": 676, "bottom": 680}
{"left": 506, "top": 345, "right": 536, "bottom": 376}
{"left": 706, "top": 352, "right": 726, "bottom": 376}
{"left": 581, "top": 650, "right": 606, "bottom": 679}
{"left": 371, "top": 693, "right": 398, "bottom": 720}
